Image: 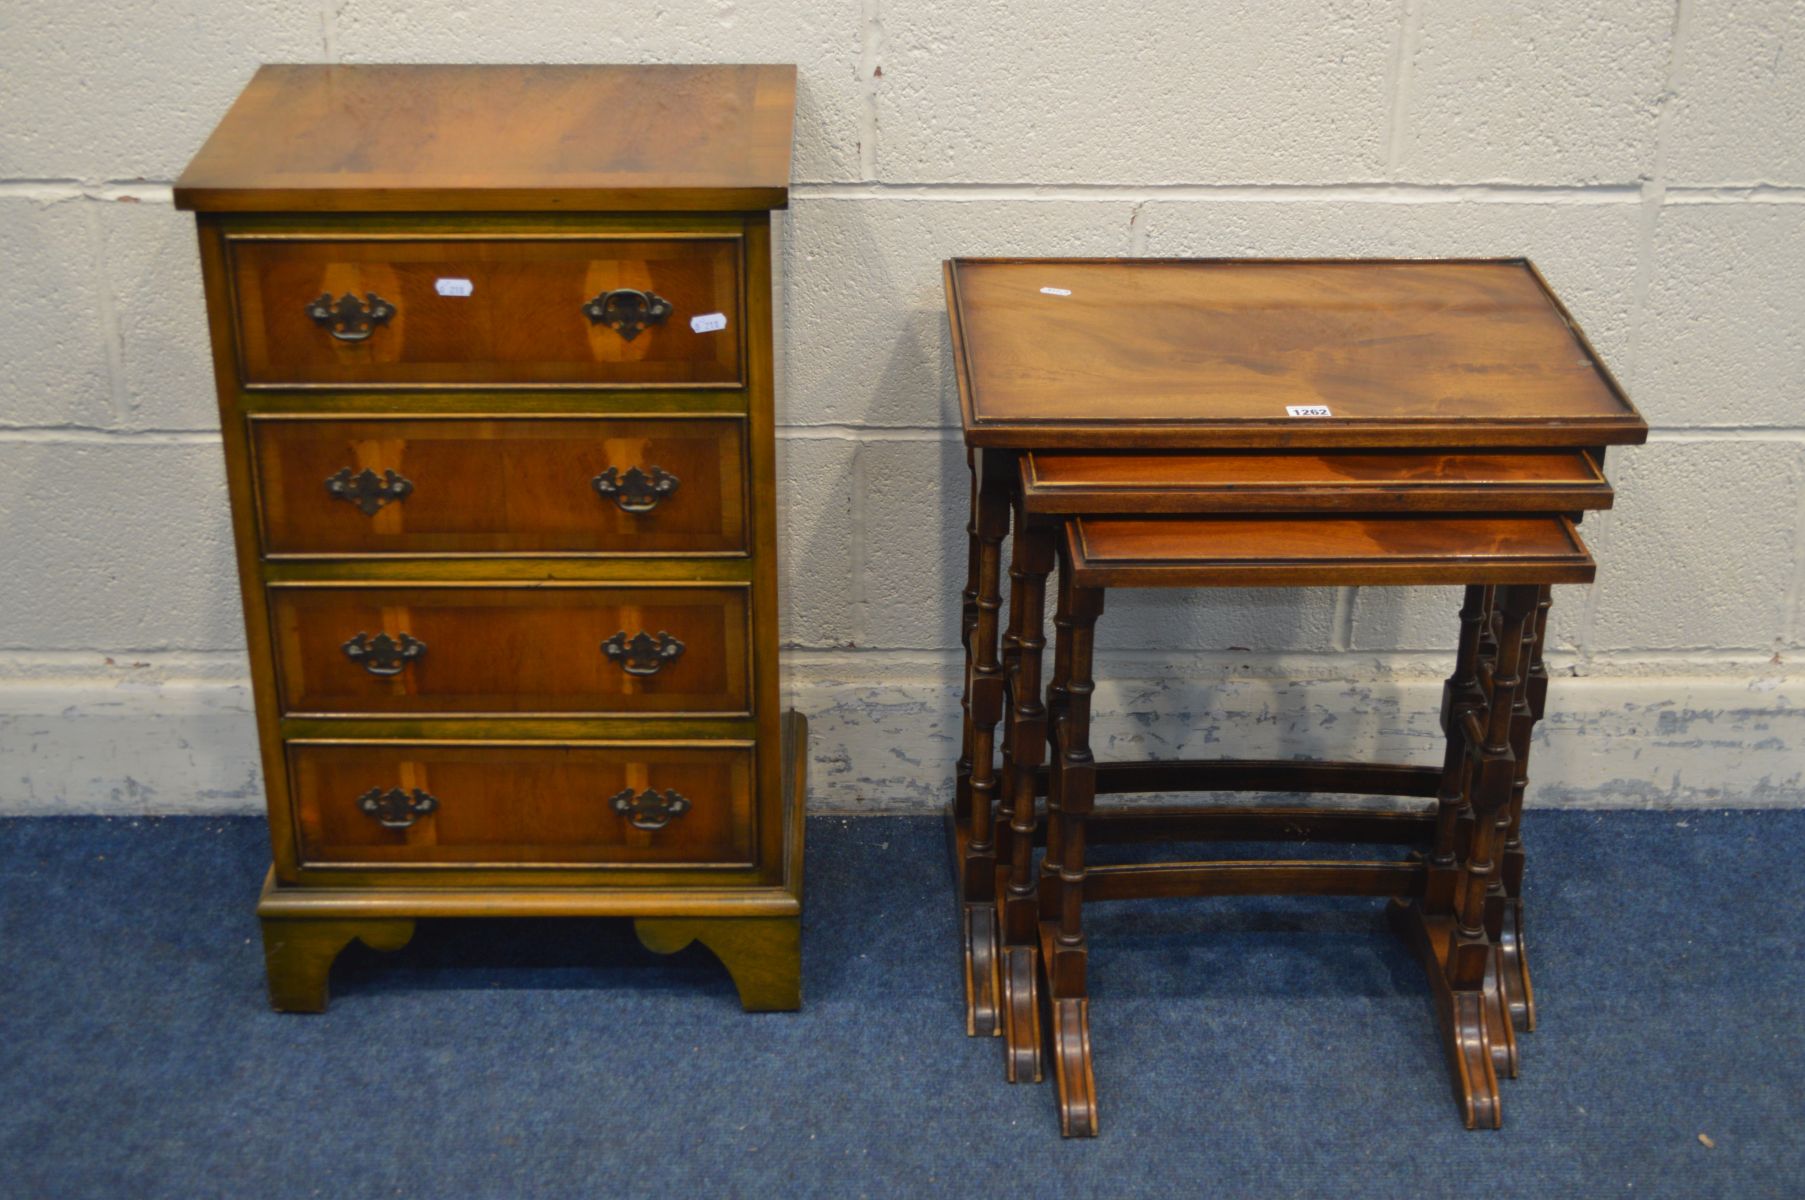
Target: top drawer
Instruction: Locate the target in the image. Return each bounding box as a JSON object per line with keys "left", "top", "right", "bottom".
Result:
{"left": 226, "top": 235, "right": 743, "bottom": 388}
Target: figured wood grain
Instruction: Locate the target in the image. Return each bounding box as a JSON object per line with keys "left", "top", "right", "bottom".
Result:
{"left": 175, "top": 64, "right": 797, "bottom": 213}
{"left": 289, "top": 741, "right": 755, "bottom": 866}
{"left": 1021, "top": 449, "right": 1613, "bottom": 513}
{"left": 1066, "top": 514, "right": 1596, "bottom": 587}
{"left": 946, "top": 258, "right": 1648, "bottom": 448}
{"left": 230, "top": 235, "right": 742, "bottom": 387}
{"left": 252, "top": 416, "right": 747, "bottom": 555}
{"left": 185, "top": 65, "right": 803, "bottom": 1011}
{"left": 268, "top": 583, "right": 749, "bottom": 716}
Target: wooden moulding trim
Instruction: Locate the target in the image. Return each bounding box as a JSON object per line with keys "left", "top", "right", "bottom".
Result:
{"left": 262, "top": 578, "right": 753, "bottom": 591}
{"left": 1066, "top": 517, "right": 1596, "bottom": 589}
{"left": 965, "top": 417, "right": 1650, "bottom": 451}
{"left": 278, "top": 717, "right": 758, "bottom": 741}
{"left": 263, "top": 551, "right": 757, "bottom": 563}
{"left": 943, "top": 260, "right": 982, "bottom": 446}
{"left": 1030, "top": 759, "right": 1442, "bottom": 799}
{"left": 1068, "top": 559, "right": 1597, "bottom": 588}
{"left": 279, "top": 709, "right": 757, "bottom": 722}
{"left": 179, "top": 186, "right": 790, "bottom": 215}
{"left": 257, "top": 869, "right": 803, "bottom": 919}
{"left": 1080, "top": 807, "right": 1437, "bottom": 847}
{"left": 244, "top": 410, "right": 753, "bottom": 423}
{"left": 261, "top": 558, "right": 759, "bottom": 583}
{"left": 1083, "top": 860, "right": 1427, "bottom": 901}
{"left": 234, "top": 392, "right": 752, "bottom": 416}
{"left": 1017, "top": 452, "right": 1617, "bottom": 515}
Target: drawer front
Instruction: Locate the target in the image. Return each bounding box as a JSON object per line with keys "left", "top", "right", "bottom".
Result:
{"left": 252, "top": 417, "right": 747, "bottom": 556}
{"left": 270, "top": 585, "right": 750, "bottom": 716}
{"left": 229, "top": 236, "right": 742, "bottom": 387}
{"left": 291, "top": 741, "right": 755, "bottom": 867}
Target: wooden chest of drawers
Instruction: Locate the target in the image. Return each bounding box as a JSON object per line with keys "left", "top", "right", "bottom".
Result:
{"left": 176, "top": 64, "right": 805, "bottom": 1013}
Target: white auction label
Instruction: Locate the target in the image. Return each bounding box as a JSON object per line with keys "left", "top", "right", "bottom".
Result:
{"left": 1039, "top": 287, "right": 1072, "bottom": 297}
{"left": 1286, "top": 405, "right": 1333, "bottom": 417}
{"left": 434, "top": 277, "right": 474, "bottom": 297}
{"left": 690, "top": 312, "right": 728, "bottom": 333}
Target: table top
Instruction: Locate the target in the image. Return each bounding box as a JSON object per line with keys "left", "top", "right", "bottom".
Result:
{"left": 175, "top": 64, "right": 796, "bottom": 214}
{"left": 945, "top": 258, "right": 1647, "bottom": 450}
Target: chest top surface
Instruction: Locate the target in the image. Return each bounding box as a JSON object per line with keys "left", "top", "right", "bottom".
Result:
{"left": 946, "top": 258, "right": 1647, "bottom": 450}
{"left": 175, "top": 63, "right": 796, "bottom": 214}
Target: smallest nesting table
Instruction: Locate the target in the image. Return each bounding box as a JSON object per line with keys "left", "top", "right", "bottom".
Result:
{"left": 944, "top": 258, "right": 1647, "bottom": 1136}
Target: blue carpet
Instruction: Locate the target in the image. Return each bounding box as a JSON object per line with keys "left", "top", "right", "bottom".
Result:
{"left": 1, "top": 811, "right": 1799, "bottom": 1198}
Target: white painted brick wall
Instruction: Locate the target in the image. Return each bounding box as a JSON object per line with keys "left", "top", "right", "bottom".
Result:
{"left": 2, "top": 2, "right": 1802, "bottom": 814}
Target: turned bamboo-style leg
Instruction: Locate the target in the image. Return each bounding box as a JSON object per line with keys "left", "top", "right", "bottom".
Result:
{"left": 1042, "top": 570, "right": 1103, "bottom": 1138}
{"left": 993, "top": 491, "right": 1029, "bottom": 949}
{"left": 999, "top": 512, "right": 1055, "bottom": 1083}
{"left": 635, "top": 916, "right": 802, "bottom": 1012}
{"left": 1496, "top": 584, "right": 1552, "bottom": 1031}
{"left": 1441, "top": 583, "right": 1537, "bottom": 1129}
{"left": 954, "top": 451, "right": 981, "bottom": 829}
{"left": 1039, "top": 553, "right": 1076, "bottom": 931}
{"left": 1422, "top": 585, "right": 1491, "bottom": 916}
{"left": 259, "top": 916, "right": 416, "bottom": 1013}
{"left": 957, "top": 452, "right": 1012, "bottom": 1037}
{"left": 1401, "top": 585, "right": 1516, "bottom": 1077}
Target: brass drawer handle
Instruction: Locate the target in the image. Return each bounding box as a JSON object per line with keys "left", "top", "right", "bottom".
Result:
{"left": 592, "top": 465, "right": 679, "bottom": 514}
{"left": 326, "top": 467, "right": 413, "bottom": 515}
{"left": 342, "top": 632, "right": 427, "bottom": 677}
{"left": 306, "top": 291, "right": 396, "bottom": 342}
{"left": 610, "top": 787, "right": 691, "bottom": 831}
{"left": 358, "top": 786, "right": 438, "bottom": 830}
{"left": 602, "top": 630, "right": 686, "bottom": 676}
{"left": 582, "top": 288, "right": 672, "bottom": 341}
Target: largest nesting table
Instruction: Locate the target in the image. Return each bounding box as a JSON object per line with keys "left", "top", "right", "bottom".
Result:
{"left": 943, "top": 258, "right": 1648, "bottom": 1135}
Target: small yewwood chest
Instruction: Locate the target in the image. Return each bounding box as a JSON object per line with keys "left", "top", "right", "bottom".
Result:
{"left": 176, "top": 63, "right": 805, "bottom": 1012}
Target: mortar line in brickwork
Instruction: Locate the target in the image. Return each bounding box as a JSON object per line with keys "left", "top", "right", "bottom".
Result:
{"left": 78, "top": 201, "right": 128, "bottom": 425}
{"left": 1128, "top": 201, "right": 1151, "bottom": 255}
{"left": 770, "top": 426, "right": 1805, "bottom": 444}
{"left": 1604, "top": 0, "right": 1693, "bottom": 674}
{"left": 1330, "top": 586, "right": 1357, "bottom": 651}
{"left": 1785, "top": 450, "right": 1805, "bottom": 645}
{"left": 0, "top": 181, "right": 172, "bottom": 201}
{"left": 776, "top": 647, "right": 1793, "bottom": 673}
{"left": 0, "top": 428, "right": 222, "bottom": 445}
{"left": 0, "top": 649, "right": 250, "bottom": 675}
{"left": 1383, "top": 0, "right": 1426, "bottom": 174}
{"left": 1664, "top": 186, "right": 1805, "bottom": 204}
{"left": 4, "top": 427, "right": 1801, "bottom": 452}
{"left": 856, "top": 0, "right": 883, "bottom": 181}
{"left": 320, "top": 0, "right": 340, "bottom": 61}
{"left": 1645, "top": 428, "right": 1805, "bottom": 441}
{"left": 776, "top": 425, "right": 957, "bottom": 441}
{"left": 4, "top": 178, "right": 1802, "bottom": 204}
{"left": 788, "top": 181, "right": 1647, "bottom": 203}
{"left": 7, "top": 423, "right": 1801, "bottom": 449}
{"left": 848, "top": 439, "right": 871, "bottom": 637}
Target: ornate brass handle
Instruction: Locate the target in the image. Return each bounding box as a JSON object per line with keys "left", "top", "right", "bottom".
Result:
{"left": 592, "top": 465, "right": 679, "bottom": 514}
{"left": 601, "top": 631, "right": 686, "bottom": 676}
{"left": 610, "top": 787, "right": 691, "bottom": 831}
{"left": 358, "top": 786, "right": 439, "bottom": 829}
{"left": 581, "top": 288, "right": 672, "bottom": 341}
{"left": 326, "top": 467, "right": 413, "bottom": 515}
{"left": 342, "top": 632, "right": 426, "bottom": 677}
{"left": 307, "top": 292, "right": 396, "bottom": 342}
